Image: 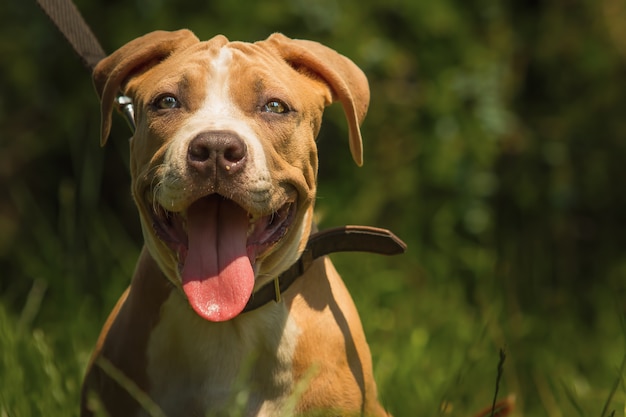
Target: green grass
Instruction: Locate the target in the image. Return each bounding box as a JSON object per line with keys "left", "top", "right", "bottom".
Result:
{"left": 1, "top": 167, "right": 625, "bottom": 417}
{"left": 4, "top": 0, "right": 626, "bottom": 415}
{"left": 1, "top": 244, "right": 625, "bottom": 416}
{"left": 0, "top": 300, "right": 84, "bottom": 416}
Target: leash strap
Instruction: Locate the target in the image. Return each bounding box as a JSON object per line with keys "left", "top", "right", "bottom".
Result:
{"left": 36, "top": 0, "right": 106, "bottom": 70}
{"left": 243, "top": 226, "right": 407, "bottom": 313}
{"left": 36, "top": 0, "right": 137, "bottom": 131}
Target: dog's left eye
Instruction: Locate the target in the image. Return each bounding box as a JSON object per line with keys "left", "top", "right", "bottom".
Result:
{"left": 263, "top": 100, "right": 289, "bottom": 114}
{"left": 154, "top": 95, "right": 180, "bottom": 110}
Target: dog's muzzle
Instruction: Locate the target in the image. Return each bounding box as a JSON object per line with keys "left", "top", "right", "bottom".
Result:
{"left": 149, "top": 193, "right": 296, "bottom": 322}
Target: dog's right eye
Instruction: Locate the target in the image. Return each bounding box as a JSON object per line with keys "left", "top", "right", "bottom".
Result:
{"left": 263, "top": 99, "right": 289, "bottom": 114}
{"left": 153, "top": 95, "right": 180, "bottom": 110}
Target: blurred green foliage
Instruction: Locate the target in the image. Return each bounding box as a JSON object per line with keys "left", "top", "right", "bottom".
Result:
{"left": 2, "top": 0, "right": 626, "bottom": 416}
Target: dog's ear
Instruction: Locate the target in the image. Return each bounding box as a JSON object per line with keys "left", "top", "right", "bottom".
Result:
{"left": 262, "top": 33, "right": 370, "bottom": 166}
{"left": 93, "top": 29, "right": 200, "bottom": 146}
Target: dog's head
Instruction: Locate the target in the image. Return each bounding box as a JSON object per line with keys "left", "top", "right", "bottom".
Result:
{"left": 93, "top": 30, "right": 369, "bottom": 321}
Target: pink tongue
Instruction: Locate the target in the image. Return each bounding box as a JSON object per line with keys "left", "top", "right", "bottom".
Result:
{"left": 181, "top": 196, "right": 254, "bottom": 322}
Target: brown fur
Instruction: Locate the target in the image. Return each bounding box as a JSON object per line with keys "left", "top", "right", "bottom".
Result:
{"left": 80, "top": 30, "right": 516, "bottom": 417}
{"left": 81, "top": 30, "right": 386, "bottom": 417}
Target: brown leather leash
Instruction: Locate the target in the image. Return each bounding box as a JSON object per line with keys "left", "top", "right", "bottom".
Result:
{"left": 36, "top": 0, "right": 137, "bottom": 130}
{"left": 36, "top": 0, "right": 408, "bottom": 313}
{"left": 36, "top": 0, "right": 105, "bottom": 69}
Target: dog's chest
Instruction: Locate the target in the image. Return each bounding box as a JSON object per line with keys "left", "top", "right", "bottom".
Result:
{"left": 142, "top": 291, "right": 301, "bottom": 417}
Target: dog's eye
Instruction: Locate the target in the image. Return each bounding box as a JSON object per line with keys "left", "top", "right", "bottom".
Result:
{"left": 154, "top": 95, "right": 180, "bottom": 110}
{"left": 263, "top": 100, "right": 289, "bottom": 114}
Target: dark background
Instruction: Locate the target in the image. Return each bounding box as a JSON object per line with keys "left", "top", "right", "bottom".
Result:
{"left": 1, "top": 0, "right": 626, "bottom": 415}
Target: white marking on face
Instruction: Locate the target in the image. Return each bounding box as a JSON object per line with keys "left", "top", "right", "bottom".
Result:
{"left": 157, "top": 45, "right": 273, "bottom": 211}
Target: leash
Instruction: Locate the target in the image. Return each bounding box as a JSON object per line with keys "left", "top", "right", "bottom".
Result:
{"left": 36, "top": 0, "right": 136, "bottom": 130}
{"left": 36, "top": 0, "right": 105, "bottom": 69}
{"left": 36, "top": 0, "right": 408, "bottom": 312}
{"left": 243, "top": 225, "right": 407, "bottom": 313}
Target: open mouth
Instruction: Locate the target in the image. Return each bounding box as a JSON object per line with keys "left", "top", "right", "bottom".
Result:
{"left": 152, "top": 194, "right": 296, "bottom": 268}
{"left": 149, "top": 194, "right": 296, "bottom": 322}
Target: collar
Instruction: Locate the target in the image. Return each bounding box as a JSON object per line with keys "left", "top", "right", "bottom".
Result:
{"left": 242, "top": 225, "right": 407, "bottom": 313}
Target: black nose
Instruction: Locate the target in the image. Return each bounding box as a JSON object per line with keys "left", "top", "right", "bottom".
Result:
{"left": 187, "top": 131, "right": 247, "bottom": 176}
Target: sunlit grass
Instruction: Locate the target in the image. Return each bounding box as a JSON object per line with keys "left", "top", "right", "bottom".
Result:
{"left": 1, "top": 170, "right": 625, "bottom": 417}
{"left": 2, "top": 243, "right": 625, "bottom": 416}
{"left": 0, "top": 302, "right": 83, "bottom": 417}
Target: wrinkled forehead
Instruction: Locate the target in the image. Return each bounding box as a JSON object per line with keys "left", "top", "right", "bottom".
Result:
{"left": 132, "top": 39, "right": 293, "bottom": 100}
{"left": 170, "top": 38, "right": 280, "bottom": 73}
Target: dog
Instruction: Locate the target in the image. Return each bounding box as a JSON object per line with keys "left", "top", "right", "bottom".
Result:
{"left": 80, "top": 29, "right": 392, "bottom": 417}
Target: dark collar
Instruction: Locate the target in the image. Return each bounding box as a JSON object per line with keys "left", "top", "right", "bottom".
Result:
{"left": 242, "top": 225, "right": 407, "bottom": 313}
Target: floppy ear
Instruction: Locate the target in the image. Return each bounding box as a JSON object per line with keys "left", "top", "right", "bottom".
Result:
{"left": 262, "top": 33, "right": 370, "bottom": 166}
{"left": 93, "top": 29, "right": 200, "bottom": 146}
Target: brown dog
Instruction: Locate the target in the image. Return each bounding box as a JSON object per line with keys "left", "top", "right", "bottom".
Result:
{"left": 80, "top": 30, "right": 391, "bottom": 416}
